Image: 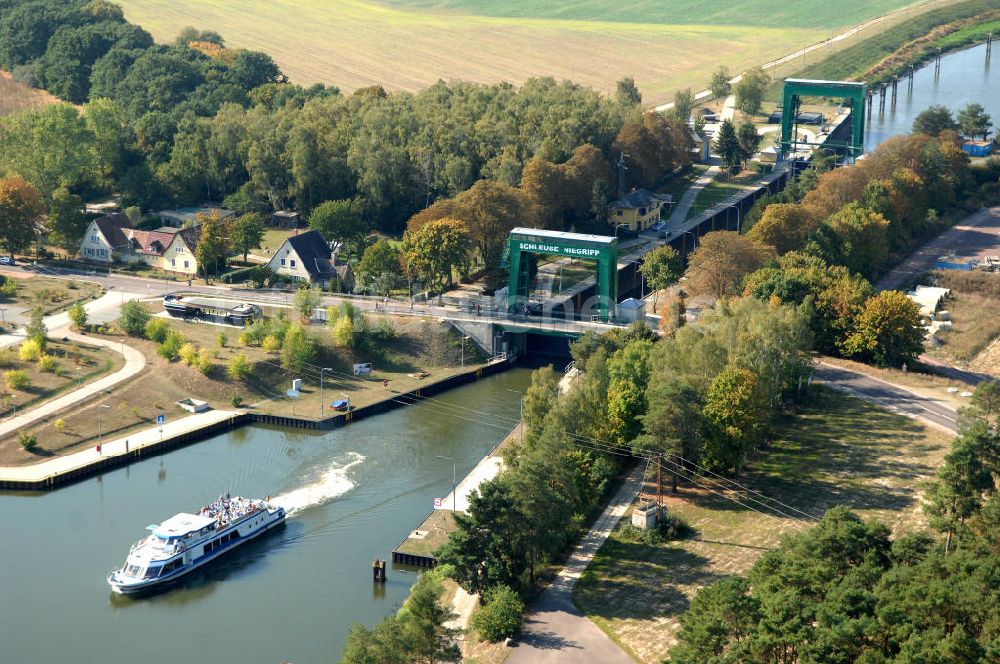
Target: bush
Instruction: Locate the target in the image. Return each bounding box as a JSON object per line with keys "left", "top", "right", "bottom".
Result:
{"left": 471, "top": 585, "right": 524, "bottom": 642}
{"left": 19, "top": 338, "right": 43, "bottom": 362}
{"left": 216, "top": 332, "right": 228, "bottom": 348}
{"left": 144, "top": 317, "right": 171, "bottom": 343}
{"left": 19, "top": 431, "right": 37, "bottom": 451}
{"left": 331, "top": 315, "right": 356, "bottom": 349}
{"left": 38, "top": 354, "right": 58, "bottom": 373}
{"left": 618, "top": 511, "right": 695, "bottom": 545}
{"left": 68, "top": 302, "right": 88, "bottom": 331}
{"left": 179, "top": 343, "right": 199, "bottom": 366}
{"left": 0, "top": 277, "right": 18, "bottom": 297}
{"left": 231, "top": 393, "right": 243, "bottom": 407}
{"left": 262, "top": 335, "right": 281, "bottom": 353}
{"left": 5, "top": 369, "right": 29, "bottom": 390}
{"left": 119, "top": 301, "right": 151, "bottom": 336}
{"left": 227, "top": 353, "right": 251, "bottom": 381}
{"left": 157, "top": 330, "right": 185, "bottom": 360}
{"left": 26, "top": 307, "right": 46, "bottom": 348}
{"left": 54, "top": 418, "right": 66, "bottom": 432}
{"left": 196, "top": 349, "right": 213, "bottom": 375}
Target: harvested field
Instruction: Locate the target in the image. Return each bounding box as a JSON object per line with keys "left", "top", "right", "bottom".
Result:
{"left": 114, "top": 0, "right": 912, "bottom": 105}
{"left": 574, "top": 387, "right": 952, "bottom": 663}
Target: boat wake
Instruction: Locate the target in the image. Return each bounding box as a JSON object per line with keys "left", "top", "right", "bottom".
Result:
{"left": 271, "top": 452, "right": 365, "bottom": 516}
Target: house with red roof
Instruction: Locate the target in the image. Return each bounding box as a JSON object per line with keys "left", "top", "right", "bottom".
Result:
{"left": 80, "top": 213, "right": 202, "bottom": 275}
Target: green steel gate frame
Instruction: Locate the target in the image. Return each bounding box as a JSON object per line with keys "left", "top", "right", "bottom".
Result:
{"left": 780, "top": 78, "right": 867, "bottom": 159}
{"left": 504, "top": 228, "right": 618, "bottom": 322}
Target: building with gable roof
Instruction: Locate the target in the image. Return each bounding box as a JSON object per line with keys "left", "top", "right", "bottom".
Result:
{"left": 80, "top": 214, "right": 202, "bottom": 275}
{"left": 265, "top": 229, "right": 354, "bottom": 290}
{"left": 608, "top": 189, "right": 672, "bottom": 232}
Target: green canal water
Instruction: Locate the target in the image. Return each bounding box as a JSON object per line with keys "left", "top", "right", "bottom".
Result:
{"left": 0, "top": 367, "right": 531, "bottom": 663}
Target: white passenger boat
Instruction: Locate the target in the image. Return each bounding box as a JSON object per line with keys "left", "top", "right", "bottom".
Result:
{"left": 108, "top": 494, "right": 286, "bottom": 595}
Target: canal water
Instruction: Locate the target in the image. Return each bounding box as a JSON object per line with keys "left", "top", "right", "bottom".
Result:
{"left": 867, "top": 41, "right": 1000, "bottom": 150}
{"left": 0, "top": 367, "right": 531, "bottom": 663}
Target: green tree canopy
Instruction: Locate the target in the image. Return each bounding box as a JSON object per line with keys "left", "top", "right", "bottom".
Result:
{"left": 912, "top": 104, "right": 958, "bottom": 136}
{"left": 957, "top": 102, "right": 992, "bottom": 140}
{"left": 229, "top": 212, "right": 265, "bottom": 262}
{"left": 308, "top": 199, "right": 368, "bottom": 255}
{"left": 844, "top": 290, "right": 924, "bottom": 368}
{"left": 402, "top": 217, "right": 472, "bottom": 290}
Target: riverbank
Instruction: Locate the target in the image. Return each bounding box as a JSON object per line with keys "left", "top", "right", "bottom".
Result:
{"left": 0, "top": 356, "right": 514, "bottom": 490}
{"left": 770, "top": 0, "right": 1000, "bottom": 95}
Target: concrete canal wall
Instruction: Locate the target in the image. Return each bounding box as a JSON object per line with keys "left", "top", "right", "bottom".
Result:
{"left": 0, "top": 358, "right": 515, "bottom": 491}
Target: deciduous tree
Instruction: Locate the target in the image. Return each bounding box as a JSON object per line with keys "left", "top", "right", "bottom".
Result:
{"left": 230, "top": 212, "right": 265, "bottom": 262}
{"left": 0, "top": 175, "right": 45, "bottom": 253}
{"left": 913, "top": 104, "right": 958, "bottom": 136}
{"left": 402, "top": 217, "right": 472, "bottom": 290}
{"left": 639, "top": 244, "right": 681, "bottom": 311}
{"left": 844, "top": 290, "right": 923, "bottom": 368}
{"left": 733, "top": 68, "right": 769, "bottom": 117}
{"left": 685, "top": 231, "right": 774, "bottom": 298}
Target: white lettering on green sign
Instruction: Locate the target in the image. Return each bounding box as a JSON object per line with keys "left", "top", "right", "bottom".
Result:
{"left": 518, "top": 242, "right": 601, "bottom": 257}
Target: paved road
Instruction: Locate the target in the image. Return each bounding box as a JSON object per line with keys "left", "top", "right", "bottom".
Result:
{"left": 875, "top": 206, "right": 1000, "bottom": 291}
{"left": 508, "top": 466, "right": 643, "bottom": 664}
{"left": 814, "top": 363, "right": 960, "bottom": 434}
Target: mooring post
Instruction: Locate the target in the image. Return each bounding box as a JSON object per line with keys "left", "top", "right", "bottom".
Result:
{"left": 988, "top": 33, "right": 993, "bottom": 61}
{"left": 879, "top": 84, "right": 886, "bottom": 114}
{"left": 935, "top": 47, "right": 942, "bottom": 77}
{"left": 891, "top": 77, "right": 898, "bottom": 108}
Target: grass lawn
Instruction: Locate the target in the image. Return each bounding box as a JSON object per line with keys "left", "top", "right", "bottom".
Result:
{"left": 573, "top": 387, "right": 952, "bottom": 663}
{"left": 929, "top": 291, "right": 1000, "bottom": 366}
{"left": 687, "top": 170, "right": 764, "bottom": 218}
{"left": 0, "top": 338, "right": 125, "bottom": 465}
{"left": 657, "top": 164, "right": 710, "bottom": 203}
{"left": 0, "top": 273, "right": 104, "bottom": 320}
{"left": 111, "top": 0, "right": 875, "bottom": 106}
{"left": 0, "top": 70, "right": 60, "bottom": 116}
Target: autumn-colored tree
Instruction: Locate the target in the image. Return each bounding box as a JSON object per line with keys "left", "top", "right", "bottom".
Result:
{"left": 520, "top": 156, "right": 569, "bottom": 228}
{"left": 0, "top": 175, "right": 45, "bottom": 253}
{"left": 612, "top": 113, "right": 691, "bottom": 189}
{"left": 193, "top": 212, "right": 232, "bottom": 277}
{"left": 823, "top": 203, "right": 890, "bottom": 278}
{"left": 801, "top": 163, "right": 870, "bottom": 220}
{"left": 685, "top": 231, "right": 775, "bottom": 299}
{"left": 402, "top": 217, "right": 472, "bottom": 289}
{"left": 844, "top": 290, "right": 924, "bottom": 368}
{"left": 745, "top": 203, "right": 819, "bottom": 254}
{"left": 405, "top": 180, "right": 535, "bottom": 273}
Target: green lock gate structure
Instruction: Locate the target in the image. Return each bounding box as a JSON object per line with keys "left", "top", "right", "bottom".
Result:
{"left": 780, "top": 78, "right": 867, "bottom": 159}
{"left": 503, "top": 228, "right": 619, "bottom": 322}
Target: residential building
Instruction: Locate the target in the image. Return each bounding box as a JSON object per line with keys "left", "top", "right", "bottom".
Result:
{"left": 79, "top": 214, "right": 201, "bottom": 275}
{"left": 265, "top": 229, "right": 354, "bottom": 290}
{"left": 608, "top": 189, "right": 672, "bottom": 232}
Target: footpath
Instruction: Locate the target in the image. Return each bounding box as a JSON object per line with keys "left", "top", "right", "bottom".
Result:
{"left": 0, "top": 409, "right": 240, "bottom": 487}
{"left": 507, "top": 465, "right": 644, "bottom": 663}
{"left": 0, "top": 291, "right": 147, "bottom": 442}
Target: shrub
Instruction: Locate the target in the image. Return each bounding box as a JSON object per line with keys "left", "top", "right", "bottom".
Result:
{"left": 54, "top": 418, "right": 66, "bottom": 432}
{"left": 119, "top": 301, "right": 151, "bottom": 336}
{"left": 0, "top": 277, "right": 18, "bottom": 297}
{"left": 227, "top": 353, "right": 251, "bottom": 381}
{"left": 19, "top": 338, "right": 43, "bottom": 362}
{"left": 262, "top": 335, "right": 281, "bottom": 353}
{"left": 68, "top": 302, "right": 88, "bottom": 331}
{"left": 196, "top": 349, "right": 213, "bottom": 375}
{"left": 38, "top": 354, "right": 58, "bottom": 372}
{"left": 331, "top": 315, "right": 356, "bottom": 349}
{"left": 216, "top": 332, "right": 228, "bottom": 348}
{"left": 372, "top": 317, "right": 396, "bottom": 341}
{"left": 18, "top": 431, "right": 37, "bottom": 451}
{"left": 26, "top": 307, "right": 46, "bottom": 348}
{"left": 144, "top": 317, "right": 171, "bottom": 343}
{"left": 231, "top": 393, "right": 243, "bottom": 407}
{"left": 5, "top": 369, "right": 29, "bottom": 390}
{"left": 471, "top": 585, "right": 524, "bottom": 642}
{"left": 179, "top": 343, "right": 199, "bottom": 366}
{"left": 157, "top": 330, "right": 185, "bottom": 360}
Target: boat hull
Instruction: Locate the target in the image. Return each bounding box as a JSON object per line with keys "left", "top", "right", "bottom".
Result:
{"left": 108, "top": 508, "right": 285, "bottom": 595}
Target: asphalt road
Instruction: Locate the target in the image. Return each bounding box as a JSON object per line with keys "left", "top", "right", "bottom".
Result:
{"left": 814, "top": 363, "right": 960, "bottom": 434}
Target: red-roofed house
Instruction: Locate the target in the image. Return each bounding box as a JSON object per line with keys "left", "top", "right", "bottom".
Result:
{"left": 80, "top": 214, "right": 202, "bottom": 275}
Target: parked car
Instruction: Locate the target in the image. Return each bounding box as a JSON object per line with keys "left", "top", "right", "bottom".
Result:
{"left": 0, "top": 256, "right": 15, "bottom": 266}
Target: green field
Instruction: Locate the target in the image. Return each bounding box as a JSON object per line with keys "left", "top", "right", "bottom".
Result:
{"left": 114, "top": 0, "right": 917, "bottom": 105}
{"left": 383, "top": 0, "right": 916, "bottom": 29}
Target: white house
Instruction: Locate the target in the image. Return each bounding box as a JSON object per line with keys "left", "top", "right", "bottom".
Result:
{"left": 265, "top": 229, "right": 353, "bottom": 289}
{"left": 80, "top": 213, "right": 202, "bottom": 275}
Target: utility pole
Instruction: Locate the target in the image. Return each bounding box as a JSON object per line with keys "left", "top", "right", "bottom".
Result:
{"left": 616, "top": 151, "right": 628, "bottom": 199}
{"left": 657, "top": 457, "right": 662, "bottom": 507}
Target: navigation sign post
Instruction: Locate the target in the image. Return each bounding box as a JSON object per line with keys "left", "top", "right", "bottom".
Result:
{"left": 156, "top": 414, "right": 165, "bottom": 440}
{"left": 434, "top": 498, "right": 442, "bottom": 508}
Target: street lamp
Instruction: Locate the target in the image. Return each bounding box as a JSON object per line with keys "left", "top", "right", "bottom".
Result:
{"left": 724, "top": 202, "right": 742, "bottom": 233}
{"left": 436, "top": 455, "right": 457, "bottom": 513}
{"left": 98, "top": 404, "right": 111, "bottom": 449}
{"left": 9, "top": 393, "right": 16, "bottom": 421}
{"left": 460, "top": 336, "right": 470, "bottom": 368}
{"left": 0, "top": 307, "right": 6, "bottom": 327}
{"left": 320, "top": 367, "right": 333, "bottom": 418}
